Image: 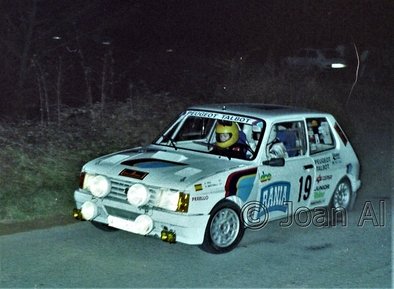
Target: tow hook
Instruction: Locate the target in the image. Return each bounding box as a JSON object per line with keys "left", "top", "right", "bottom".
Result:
{"left": 161, "top": 226, "right": 176, "bottom": 243}
{"left": 73, "top": 208, "right": 84, "bottom": 221}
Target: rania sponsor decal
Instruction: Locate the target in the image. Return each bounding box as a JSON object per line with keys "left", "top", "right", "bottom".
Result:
{"left": 258, "top": 181, "right": 290, "bottom": 216}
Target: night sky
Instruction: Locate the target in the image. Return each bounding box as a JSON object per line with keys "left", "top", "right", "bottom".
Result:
{"left": 40, "top": 0, "right": 394, "bottom": 56}
{"left": 1, "top": 0, "right": 393, "bottom": 117}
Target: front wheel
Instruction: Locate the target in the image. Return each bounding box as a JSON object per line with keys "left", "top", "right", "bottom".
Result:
{"left": 200, "top": 200, "right": 245, "bottom": 254}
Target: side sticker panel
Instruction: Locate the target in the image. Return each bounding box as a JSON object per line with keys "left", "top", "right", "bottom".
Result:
{"left": 225, "top": 167, "right": 257, "bottom": 202}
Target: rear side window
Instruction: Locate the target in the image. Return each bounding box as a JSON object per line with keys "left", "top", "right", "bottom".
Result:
{"left": 334, "top": 123, "right": 348, "bottom": 146}
{"left": 306, "top": 118, "right": 336, "bottom": 154}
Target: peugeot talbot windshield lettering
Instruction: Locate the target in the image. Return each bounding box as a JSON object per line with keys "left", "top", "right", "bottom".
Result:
{"left": 73, "top": 104, "right": 361, "bottom": 253}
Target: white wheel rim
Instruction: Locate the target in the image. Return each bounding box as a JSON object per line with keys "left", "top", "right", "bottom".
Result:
{"left": 210, "top": 208, "right": 240, "bottom": 248}
{"left": 333, "top": 182, "right": 350, "bottom": 209}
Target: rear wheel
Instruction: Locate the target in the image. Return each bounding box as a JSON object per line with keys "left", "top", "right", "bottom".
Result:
{"left": 328, "top": 178, "right": 352, "bottom": 225}
{"left": 200, "top": 200, "right": 245, "bottom": 254}
{"left": 331, "top": 178, "right": 352, "bottom": 210}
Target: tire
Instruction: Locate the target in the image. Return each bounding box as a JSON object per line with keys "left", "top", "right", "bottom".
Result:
{"left": 200, "top": 200, "right": 245, "bottom": 254}
{"left": 91, "top": 221, "right": 119, "bottom": 232}
{"left": 328, "top": 178, "right": 352, "bottom": 226}
{"left": 331, "top": 178, "right": 352, "bottom": 210}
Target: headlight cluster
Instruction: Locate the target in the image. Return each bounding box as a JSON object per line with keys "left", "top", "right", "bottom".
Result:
{"left": 80, "top": 172, "right": 189, "bottom": 212}
{"left": 80, "top": 172, "right": 111, "bottom": 198}
{"left": 157, "top": 188, "right": 189, "bottom": 213}
{"left": 127, "top": 184, "right": 189, "bottom": 213}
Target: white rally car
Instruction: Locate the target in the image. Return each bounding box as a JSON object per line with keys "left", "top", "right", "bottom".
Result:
{"left": 73, "top": 104, "right": 361, "bottom": 253}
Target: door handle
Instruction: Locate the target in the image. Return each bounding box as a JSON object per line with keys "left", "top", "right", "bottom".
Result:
{"left": 303, "top": 164, "right": 314, "bottom": 170}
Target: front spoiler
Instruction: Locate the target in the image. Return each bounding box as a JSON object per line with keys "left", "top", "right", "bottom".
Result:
{"left": 74, "top": 189, "right": 209, "bottom": 245}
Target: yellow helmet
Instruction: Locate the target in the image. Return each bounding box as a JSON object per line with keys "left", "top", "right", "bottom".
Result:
{"left": 215, "top": 121, "right": 239, "bottom": 148}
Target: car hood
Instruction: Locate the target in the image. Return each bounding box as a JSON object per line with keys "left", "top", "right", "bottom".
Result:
{"left": 83, "top": 145, "right": 246, "bottom": 190}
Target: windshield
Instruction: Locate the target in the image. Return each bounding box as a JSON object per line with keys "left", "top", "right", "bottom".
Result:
{"left": 154, "top": 110, "right": 265, "bottom": 160}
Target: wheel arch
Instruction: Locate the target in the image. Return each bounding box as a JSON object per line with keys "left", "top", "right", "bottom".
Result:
{"left": 200, "top": 197, "right": 245, "bottom": 254}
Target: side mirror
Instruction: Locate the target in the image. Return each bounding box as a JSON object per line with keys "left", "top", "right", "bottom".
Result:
{"left": 263, "top": 158, "right": 285, "bottom": 167}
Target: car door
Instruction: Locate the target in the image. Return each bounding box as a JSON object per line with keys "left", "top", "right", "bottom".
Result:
{"left": 255, "top": 120, "right": 316, "bottom": 221}
{"left": 306, "top": 117, "right": 343, "bottom": 208}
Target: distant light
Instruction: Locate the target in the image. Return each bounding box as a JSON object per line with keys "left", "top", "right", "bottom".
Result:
{"left": 166, "top": 49, "right": 174, "bottom": 53}
{"left": 331, "top": 63, "right": 346, "bottom": 69}
{"left": 102, "top": 41, "right": 111, "bottom": 45}
{"left": 52, "top": 36, "right": 62, "bottom": 40}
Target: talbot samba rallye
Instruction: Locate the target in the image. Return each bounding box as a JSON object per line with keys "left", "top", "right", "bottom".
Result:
{"left": 73, "top": 104, "right": 361, "bottom": 253}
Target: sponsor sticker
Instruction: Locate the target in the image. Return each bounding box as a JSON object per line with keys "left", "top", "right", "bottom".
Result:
{"left": 186, "top": 110, "right": 255, "bottom": 124}
{"left": 119, "top": 169, "right": 148, "bottom": 180}
{"left": 194, "top": 184, "right": 203, "bottom": 191}
{"left": 260, "top": 172, "right": 272, "bottom": 183}
{"left": 192, "top": 195, "right": 209, "bottom": 201}
{"left": 332, "top": 153, "right": 342, "bottom": 165}
{"left": 258, "top": 181, "right": 291, "bottom": 216}
{"left": 314, "top": 191, "right": 325, "bottom": 199}
{"left": 314, "top": 156, "right": 331, "bottom": 171}
{"left": 316, "top": 174, "right": 333, "bottom": 183}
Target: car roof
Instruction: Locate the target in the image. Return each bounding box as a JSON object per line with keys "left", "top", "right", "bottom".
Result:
{"left": 188, "top": 103, "right": 326, "bottom": 119}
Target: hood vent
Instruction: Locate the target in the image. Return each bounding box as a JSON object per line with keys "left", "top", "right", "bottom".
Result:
{"left": 121, "top": 158, "right": 187, "bottom": 169}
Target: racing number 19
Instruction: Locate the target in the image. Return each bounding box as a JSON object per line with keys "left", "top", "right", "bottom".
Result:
{"left": 298, "top": 175, "right": 312, "bottom": 202}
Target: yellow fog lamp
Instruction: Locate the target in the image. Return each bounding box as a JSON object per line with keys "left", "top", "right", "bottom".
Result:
{"left": 73, "top": 208, "right": 84, "bottom": 221}
{"left": 161, "top": 226, "right": 176, "bottom": 243}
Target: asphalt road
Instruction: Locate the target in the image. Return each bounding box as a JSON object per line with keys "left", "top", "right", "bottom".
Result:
{"left": 0, "top": 198, "right": 391, "bottom": 288}
{"left": 1, "top": 90, "right": 392, "bottom": 288}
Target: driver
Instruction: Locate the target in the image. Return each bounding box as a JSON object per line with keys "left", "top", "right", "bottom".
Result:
{"left": 213, "top": 121, "right": 248, "bottom": 158}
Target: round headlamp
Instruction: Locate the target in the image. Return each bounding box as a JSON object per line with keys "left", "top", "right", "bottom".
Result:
{"left": 89, "top": 175, "right": 111, "bottom": 198}
{"left": 127, "top": 183, "right": 150, "bottom": 207}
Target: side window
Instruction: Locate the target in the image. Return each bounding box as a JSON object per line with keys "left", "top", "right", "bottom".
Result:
{"left": 306, "top": 118, "right": 336, "bottom": 154}
{"left": 266, "top": 121, "right": 307, "bottom": 159}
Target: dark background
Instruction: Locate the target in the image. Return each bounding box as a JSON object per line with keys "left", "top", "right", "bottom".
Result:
{"left": 1, "top": 0, "right": 392, "bottom": 118}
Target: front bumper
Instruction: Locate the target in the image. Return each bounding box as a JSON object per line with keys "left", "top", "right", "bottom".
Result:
{"left": 74, "top": 189, "right": 209, "bottom": 245}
